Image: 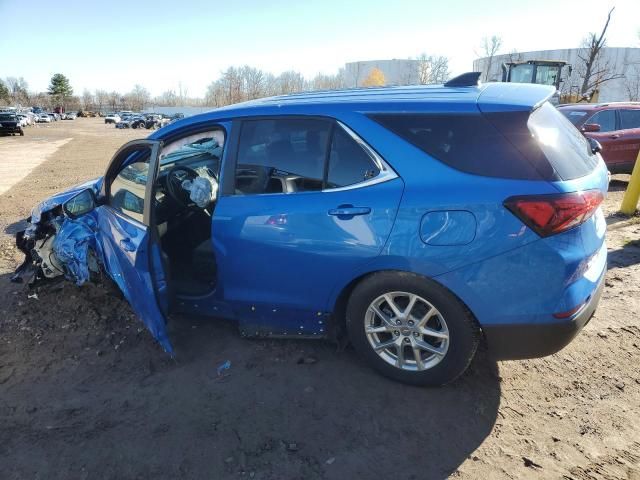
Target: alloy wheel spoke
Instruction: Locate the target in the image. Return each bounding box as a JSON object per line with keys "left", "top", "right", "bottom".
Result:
{"left": 416, "top": 308, "right": 438, "bottom": 328}
{"left": 369, "top": 304, "right": 395, "bottom": 328}
{"left": 366, "top": 325, "right": 389, "bottom": 334}
{"left": 374, "top": 337, "right": 397, "bottom": 351}
{"left": 414, "top": 338, "right": 446, "bottom": 356}
{"left": 419, "top": 326, "right": 449, "bottom": 340}
{"left": 412, "top": 347, "right": 425, "bottom": 371}
{"left": 383, "top": 294, "right": 403, "bottom": 318}
{"left": 396, "top": 345, "right": 406, "bottom": 368}
{"left": 404, "top": 294, "right": 418, "bottom": 317}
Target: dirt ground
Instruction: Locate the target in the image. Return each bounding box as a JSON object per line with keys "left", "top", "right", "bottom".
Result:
{"left": 0, "top": 118, "right": 639, "bottom": 480}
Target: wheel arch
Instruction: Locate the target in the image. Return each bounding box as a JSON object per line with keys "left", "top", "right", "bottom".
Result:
{"left": 329, "top": 269, "right": 482, "bottom": 340}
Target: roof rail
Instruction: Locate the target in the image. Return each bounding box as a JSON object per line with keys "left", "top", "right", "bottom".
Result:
{"left": 444, "top": 72, "right": 482, "bottom": 88}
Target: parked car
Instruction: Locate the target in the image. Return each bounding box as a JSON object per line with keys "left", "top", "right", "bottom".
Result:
{"left": 104, "top": 113, "right": 121, "bottom": 124}
{"left": 16, "top": 114, "right": 30, "bottom": 127}
{"left": 13, "top": 75, "right": 608, "bottom": 386}
{"left": 0, "top": 112, "right": 25, "bottom": 135}
{"left": 558, "top": 102, "right": 640, "bottom": 174}
{"left": 63, "top": 112, "right": 77, "bottom": 120}
{"left": 47, "top": 113, "right": 58, "bottom": 122}
{"left": 37, "top": 113, "right": 51, "bottom": 123}
{"left": 115, "top": 114, "right": 145, "bottom": 129}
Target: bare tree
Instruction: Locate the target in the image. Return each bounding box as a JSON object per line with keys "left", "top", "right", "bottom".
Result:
{"left": 241, "top": 66, "right": 266, "bottom": 100}
{"left": 310, "top": 71, "right": 345, "bottom": 90}
{"left": 625, "top": 64, "right": 640, "bottom": 101}
{"left": 4, "top": 76, "right": 29, "bottom": 104}
{"left": 82, "top": 89, "right": 94, "bottom": 111}
{"left": 108, "top": 91, "right": 119, "bottom": 111}
{"left": 126, "top": 85, "right": 151, "bottom": 111}
{"left": 576, "top": 7, "right": 623, "bottom": 98}
{"left": 417, "top": 54, "right": 450, "bottom": 84}
{"left": 276, "top": 71, "right": 305, "bottom": 95}
{"left": 95, "top": 90, "right": 108, "bottom": 113}
{"left": 479, "top": 36, "right": 503, "bottom": 81}
{"left": 156, "top": 89, "right": 178, "bottom": 106}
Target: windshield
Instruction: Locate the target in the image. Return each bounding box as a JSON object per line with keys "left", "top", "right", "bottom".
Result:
{"left": 0, "top": 114, "right": 16, "bottom": 121}
{"left": 509, "top": 64, "right": 534, "bottom": 83}
{"left": 535, "top": 65, "right": 561, "bottom": 86}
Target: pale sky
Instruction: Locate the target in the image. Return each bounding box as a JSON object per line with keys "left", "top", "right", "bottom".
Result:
{"left": 1, "top": 0, "right": 638, "bottom": 97}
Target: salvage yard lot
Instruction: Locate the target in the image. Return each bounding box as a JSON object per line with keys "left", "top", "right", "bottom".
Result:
{"left": 0, "top": 118, "right": 639, "bottom": 479}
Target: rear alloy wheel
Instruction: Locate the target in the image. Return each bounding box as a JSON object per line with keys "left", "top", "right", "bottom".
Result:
{"left": 346, "top": 272, "right": 479, "bottom": 386}
{"left": 365, "top": 292, "right": 449, "bottom": 371}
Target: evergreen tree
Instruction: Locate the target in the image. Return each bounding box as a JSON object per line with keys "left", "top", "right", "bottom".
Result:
{"left": 47, "top": 73, "right": 73, "bottom": 107}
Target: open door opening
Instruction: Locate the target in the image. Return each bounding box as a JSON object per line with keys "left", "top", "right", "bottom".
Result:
{"left": 151, "top": 129, "right": 225, "bottom": 298}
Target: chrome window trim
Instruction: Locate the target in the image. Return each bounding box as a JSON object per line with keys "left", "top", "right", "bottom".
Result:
{"left": 322, "top": 121, "right": 398, "bottom": 192}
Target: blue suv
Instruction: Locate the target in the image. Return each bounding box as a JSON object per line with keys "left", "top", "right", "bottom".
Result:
{"left": 14, "top": 73, "right": 608, "bottom": 386}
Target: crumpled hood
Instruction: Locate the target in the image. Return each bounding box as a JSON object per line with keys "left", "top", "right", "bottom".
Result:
{"left": 30, "top": 177, "right": 103, "bottom": 224}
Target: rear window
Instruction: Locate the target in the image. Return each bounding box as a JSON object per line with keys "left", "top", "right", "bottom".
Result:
{"left": 370, "top": 102, "right": 598, "bottom": 181}
{"left": 527, "top": 102, "right": 599, "bottom": 180}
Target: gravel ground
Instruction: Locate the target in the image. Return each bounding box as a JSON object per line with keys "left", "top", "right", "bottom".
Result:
{"left": 0, "top": 118, "right": 639, "bottom": 480}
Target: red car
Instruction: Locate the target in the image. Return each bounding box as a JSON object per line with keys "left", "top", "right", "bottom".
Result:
{"left": 558, "top": 103, "right": 640, "bottom": 174}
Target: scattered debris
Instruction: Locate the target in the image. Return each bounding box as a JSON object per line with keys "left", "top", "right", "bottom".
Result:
{"left": 286, "top": 442, "right": 298, "bottom": 452}
{"left": 522, "top": 457, "right": 542, "bottom": 469}
{"left": 326, "top": 457, "right": 336, "bottom": 465}
{"left": 304, "top": 386, "right": 315, "bottom": 393}
{"left": 28, "top": 293, "right": 39, "bottom": 300}
{"left": 297, "top": 356, "right": 317, "bottom": 365}
{"left": 216, "top": 360, "right": 231, "bottom": 378}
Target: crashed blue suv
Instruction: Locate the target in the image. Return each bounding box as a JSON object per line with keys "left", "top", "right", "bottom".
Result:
{"left": 14, "top": 73, "right": 609, "bottom": 386}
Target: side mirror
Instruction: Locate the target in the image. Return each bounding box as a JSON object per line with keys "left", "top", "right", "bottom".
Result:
{"left": 62, "top": 188, "right": 97, "bottom": 219}
{"left": 582, "top": 123, "right": 601, "bottom": 133}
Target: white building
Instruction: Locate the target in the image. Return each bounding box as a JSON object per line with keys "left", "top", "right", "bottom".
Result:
{"left": 473, "top": 47, "right": 640, "bottom": 102}
{"left": 344, "top": 59, "right": 420, "bottom": 87}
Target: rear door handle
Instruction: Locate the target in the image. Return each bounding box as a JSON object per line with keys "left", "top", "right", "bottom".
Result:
{"left": 328, "top": 206, "right": 371, "bottom": 217}
{"left": 119, "top": 238, "right": 136, "bottom": 252}
{"left": 609, "top": 134, "right": 621, "bottom": 139}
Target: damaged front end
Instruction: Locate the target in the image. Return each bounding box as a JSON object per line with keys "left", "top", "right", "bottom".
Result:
{"left": 12, "top": 178, "right": 105, "bottom": 287}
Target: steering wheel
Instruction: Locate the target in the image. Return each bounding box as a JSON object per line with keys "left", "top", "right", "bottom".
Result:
{"left": 166, "top": 165, "right": 200, "bottom": 207}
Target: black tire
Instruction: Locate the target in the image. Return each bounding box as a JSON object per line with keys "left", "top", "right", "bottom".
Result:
{"left": 19, "top": 130, "right": 24, "bottom": 136}
{"left": 346, "top": 271, "right": 479, "bottom": 386}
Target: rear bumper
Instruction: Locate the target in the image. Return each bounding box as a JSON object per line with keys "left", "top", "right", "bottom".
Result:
{"left": 483, "top": 270, "right": 605, "bottom": 360}
{"left": 0, "top": 126, "right": 23, "bottom": 133}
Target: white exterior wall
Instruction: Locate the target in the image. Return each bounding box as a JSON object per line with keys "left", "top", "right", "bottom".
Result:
{"left": 344, "top": 59, "right": 420, "bottom": 87}
{"left": 473, "top": 48, "right": 640, "bottom": 102}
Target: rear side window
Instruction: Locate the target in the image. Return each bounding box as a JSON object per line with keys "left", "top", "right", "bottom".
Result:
{"left": 588, "top": 110, "right": 616, "bottom": 132}
{"left": 328, "top": 126, "right": 380, "bottom": 188}
{"left": 620, "top": 109, "right": 640, "bottom": 129}
{"left": 370, "top": 113, "right": 552, "bottom": 180}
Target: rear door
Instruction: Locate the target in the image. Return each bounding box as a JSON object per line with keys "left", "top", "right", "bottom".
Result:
{"left": 583, "top": 109, "right": 624, "bottom": 167}
{"left": 94, "top": 140, "right": 173, "bottom": 353}
{"left": 618, "top": 108, "right": 640, "bottom": 169}
{"left": 213, "top": 117, "right": 403, "bottom": 334}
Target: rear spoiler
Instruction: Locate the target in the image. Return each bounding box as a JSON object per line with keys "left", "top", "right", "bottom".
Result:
{"left": 477, "top": 83, "right": 555, "bottom": 113}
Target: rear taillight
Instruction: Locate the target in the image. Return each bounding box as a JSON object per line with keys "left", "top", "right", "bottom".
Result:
{"left": 504, "top": 190, "right": 603, "bottom": 237}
